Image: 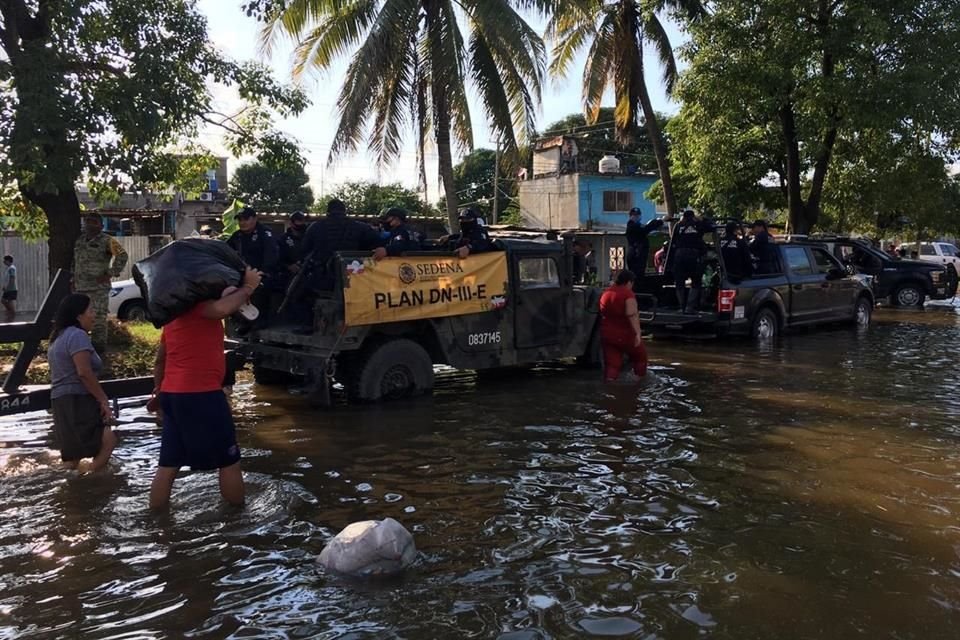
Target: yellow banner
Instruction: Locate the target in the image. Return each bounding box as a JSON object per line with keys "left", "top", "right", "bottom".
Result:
{"left": 343, "top": 252, "right": 509, "bottom": 326}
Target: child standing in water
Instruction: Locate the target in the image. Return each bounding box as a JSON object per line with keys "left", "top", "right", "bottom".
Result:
{"left": 148, "top": 267, "right": 261, "bottom": 510}
{"left": 47, "top": 293, "right": 117, "bottom": 471}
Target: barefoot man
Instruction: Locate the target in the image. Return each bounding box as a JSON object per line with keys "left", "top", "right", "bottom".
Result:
{"left": 149, "top": 267, "right": 261, "bottom": 510}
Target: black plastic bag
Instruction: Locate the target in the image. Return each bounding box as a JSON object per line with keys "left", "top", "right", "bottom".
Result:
{"left": 133, "top": 239, "right": 246, "bottom": 327}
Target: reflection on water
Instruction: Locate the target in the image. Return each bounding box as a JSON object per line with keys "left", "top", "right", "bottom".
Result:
{"left": 1, "top": 305, "right": 959, "bottom": 638}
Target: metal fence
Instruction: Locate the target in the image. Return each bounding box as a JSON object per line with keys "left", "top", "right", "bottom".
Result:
{"left": 0, "top": 235, "right": 159, "bottom": 313}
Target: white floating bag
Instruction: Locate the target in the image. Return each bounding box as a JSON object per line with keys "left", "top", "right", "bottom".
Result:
{"left": 318, "top": 518, "right": 416, "bottom": 577}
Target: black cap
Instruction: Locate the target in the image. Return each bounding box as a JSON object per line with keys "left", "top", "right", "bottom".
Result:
{"left": 752, "top": 219, "right": 767, "bottom": 228}
{"left": 327, "top": 198, "right": 347, "bottom": 214}
{"left": 628, "top": 207, "right": 642, "bottom": 217}
{"left": 458, "top": 207, "right": 479, "bottom": 221}
{"left": 381, "top": 206, "right": 407, "bottom": 222}
{"left": 682, "top": 208, "right": 695, "bottom": 219}
{"left": 234, "top": 206, "right": 256, "bottom": 220}
{"left": 290, "top": 211, "right": 305, "bottom": 221}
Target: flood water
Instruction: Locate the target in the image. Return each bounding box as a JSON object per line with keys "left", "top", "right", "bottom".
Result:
{"left": 2, "top": 305, "right": 960, "bottom": 639}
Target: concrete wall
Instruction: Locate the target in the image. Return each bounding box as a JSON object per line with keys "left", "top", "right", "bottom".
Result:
{"left": 576, "top": 174, "right": 659, "bottom": 230}
{"left": 517, "top": 173, "right": 661, "bottom": 231}
{"left": 517, "top": 174, "right": 580, "bottom": 229}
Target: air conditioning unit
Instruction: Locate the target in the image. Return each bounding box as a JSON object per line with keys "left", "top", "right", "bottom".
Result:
{"left": 199, "top": 192, "right": 214, "bottom": 202}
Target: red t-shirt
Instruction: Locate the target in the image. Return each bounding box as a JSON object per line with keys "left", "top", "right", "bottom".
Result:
{"left": 159, "top": 303, "right": 225, "bottom": 393}
{"left": 599, "top": 283, "right": 638, "bottom": 343}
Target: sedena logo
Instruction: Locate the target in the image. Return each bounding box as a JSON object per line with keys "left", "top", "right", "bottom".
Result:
{"left": 398, "top": 263, "right": 417, "bottom": 285}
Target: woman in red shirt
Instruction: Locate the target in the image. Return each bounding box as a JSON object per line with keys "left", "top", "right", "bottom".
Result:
{"left": 599, "top": 270, "right": 647, "bottom": 382}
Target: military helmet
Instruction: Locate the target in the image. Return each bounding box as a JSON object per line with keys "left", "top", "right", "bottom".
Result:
{"left": 380, "top": 206, "right": 407, "bottom": 222}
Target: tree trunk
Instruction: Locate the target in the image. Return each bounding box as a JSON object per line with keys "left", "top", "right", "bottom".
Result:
{"left": 778, "top": 102, "right": 812, "bottom": 234}
{"left": 435, "top": 106, "right": 459, "bottom": 231}
{"left": 634, "top": 49, "right": 677, "bottom": 217}
{"left": 424, "top": 0, "right": 459, "bottom": 231}
{"left": 21, "top": 187, "right": 81, "bottom": 279}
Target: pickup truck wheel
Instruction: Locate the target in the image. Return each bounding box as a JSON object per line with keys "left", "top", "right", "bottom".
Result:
{"left": 853, "top": 296, "right": 872, "bottom": 327}
{"left": 351, "top": 339, "right": 434, "bottom": 402}
{"left": 892, "top": 284, "right": 924, "bottom": 307}
{"left": 946, "top": 265, "right": 958, "bottom": 297}
{"left": 751, "top": 308, "right": 779, "bottom": 341}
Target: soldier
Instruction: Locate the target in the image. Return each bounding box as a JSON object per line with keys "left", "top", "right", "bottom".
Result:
{"left": 227, "top": 207, "right": 280, "bottom": 276}
{"left": 72, "top": 213, "right": 128, "bottom": 351}
{"left": 380, "top": 207, "right": 421, "bottom": 257}
{"left": 445, "top": 208, "right": 494, "bottom": 259}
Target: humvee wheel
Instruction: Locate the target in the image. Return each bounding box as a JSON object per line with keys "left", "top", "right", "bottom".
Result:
{"left": 349, "top": 339, "right": 434, "bottom": 402}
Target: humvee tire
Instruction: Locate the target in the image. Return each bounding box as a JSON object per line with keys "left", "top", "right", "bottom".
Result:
{"left": 347, "top": 339, "right": 434, "bottom": 402}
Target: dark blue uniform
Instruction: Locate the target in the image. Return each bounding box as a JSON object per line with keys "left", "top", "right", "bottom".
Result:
{"left": 720, "top": 237, "right": 751, "bottom": 280}
{"left": 749, "top": 230, "right": 777, "bottom": 274}
{"left": 447, "top": 226, "right": 494, "bottom": 253}
{"left": 300, "top": 212, "right": 384, "bottom": 291}
{"left": 385, "top": 224, "right": 421, "bottom": 256}
{"left": 672, "top": 218, "right": 710, "bottom": 313}
{"left": 228, "top": 223, "right": 279, "bottom": 274}
{"left": 625, "top": 218, "right": 664, "bottom": 277}
{"left": 282, "top": 228, "right": 306, "bottom": 267}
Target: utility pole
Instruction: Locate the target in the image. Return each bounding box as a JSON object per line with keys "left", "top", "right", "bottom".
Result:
{"left": 492, "top": 138, "right": 501, "bottom": 225}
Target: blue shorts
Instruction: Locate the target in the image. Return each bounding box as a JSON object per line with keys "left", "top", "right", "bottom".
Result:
{"left": 159, "top": 391, "right": 241, "bottom": 471}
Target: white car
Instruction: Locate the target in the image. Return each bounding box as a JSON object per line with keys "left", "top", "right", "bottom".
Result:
{"left": 915, "top": 242, "right": 960, "bottom": 277}
{"left": 108, "top": 279, "right": 149, "bottom": 321}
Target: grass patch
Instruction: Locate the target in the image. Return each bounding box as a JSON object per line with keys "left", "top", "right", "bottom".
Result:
{"left": 0, "top": 320, "right": 161, "bottom": 383}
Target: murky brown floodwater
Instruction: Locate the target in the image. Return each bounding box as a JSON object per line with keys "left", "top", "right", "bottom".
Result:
{"left": 2, "top": 303, "right": 960, "bottom": 639}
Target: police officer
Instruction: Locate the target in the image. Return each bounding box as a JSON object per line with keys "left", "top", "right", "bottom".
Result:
{"left": 625, "top": 207, "right": 664, "bottom": 279}
{"left": 281, "top": 211, "right": 309, "bottom": 275}
{"left": 720, "top": 221, "right": 751, "bottom": 280}
{"left": 672, "top": 208, "right": 710, "bottom": 313}
{"left": 380, "top": 207, "right": 421, "bottom": 256}
{"left": 749, "top": 220, "right": 777, "bottom": 274}
{"left": 227, "top": 207, "right": 279, "bottom": 326}
{"left": 299, "top": 198, "right": 386, "bottom": 292}
{"left": 228, "top": 207, "right": 280, "bottom": 276}
{"left": 445, "top": 208, "right": 493, "bottom": 259}
{"left": 72, "top": 213, "right": 129, "bottom": 351}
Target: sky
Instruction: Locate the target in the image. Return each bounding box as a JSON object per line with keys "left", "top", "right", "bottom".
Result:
{"left": 196, "top": 0, "right": 685, "bottom": 200}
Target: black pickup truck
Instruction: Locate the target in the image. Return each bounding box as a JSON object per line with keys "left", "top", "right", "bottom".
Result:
{"left": 808, "top": 236, "right": 957, "bottom": 306}
{"left": 635, "top": 225, "right": 875, "bottom": 340}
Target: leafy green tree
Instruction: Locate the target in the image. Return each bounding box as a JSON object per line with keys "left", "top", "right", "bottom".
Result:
{"left": 673, "top": 0, "right": 960, "bottom": 234}
{"left": 315, "top": 181, "right": 435, "bottom": 218}
{"left": 821, "top": 132, "right": 960, "bottom": 239}
{"left": 439, "top": 148, "right": 516, "bottom": 223}
{"left": 547, "top": 0, "right": 704, "bottom": 218}
{"left": 231, "top": 159, "right": 314, "bottom": 213}
{"left": 0, "top": 0, "right": 307, "bottom": 276}
{"left": 255, "top": 0, "right": 549, "bottom": 230}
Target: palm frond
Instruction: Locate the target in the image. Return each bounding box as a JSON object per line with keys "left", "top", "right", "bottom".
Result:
{"left": 259, "top": 0, "right": 351, "bottom": 57}
{"left": 641, "top": 11, "right": 679, "bottom": 95}
{"left": 581, "top": 7, "right": 617, "bottom": 123}
{"left": 290, "top": 1, "right": 380, "bottom": 80}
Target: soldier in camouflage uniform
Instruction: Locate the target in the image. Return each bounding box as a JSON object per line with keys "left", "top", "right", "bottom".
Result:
{"left": 72, "top": 213, "right": 128, "bottom": 351}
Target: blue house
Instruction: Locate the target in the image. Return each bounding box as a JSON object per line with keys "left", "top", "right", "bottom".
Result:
{"left": 517, "top": 167, "right": 663, "bottom": 231}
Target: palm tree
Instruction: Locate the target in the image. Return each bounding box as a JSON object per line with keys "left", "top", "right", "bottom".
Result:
{"left": 548, "top": 0, "right": 703, "bottom": 218}
{"left": 261, "top": 0, "right": 549, "bottom": 230}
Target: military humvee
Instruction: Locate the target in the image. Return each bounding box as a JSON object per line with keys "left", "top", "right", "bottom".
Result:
{"left": 233, "top": 237, "right": 602, "bottom": 406}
